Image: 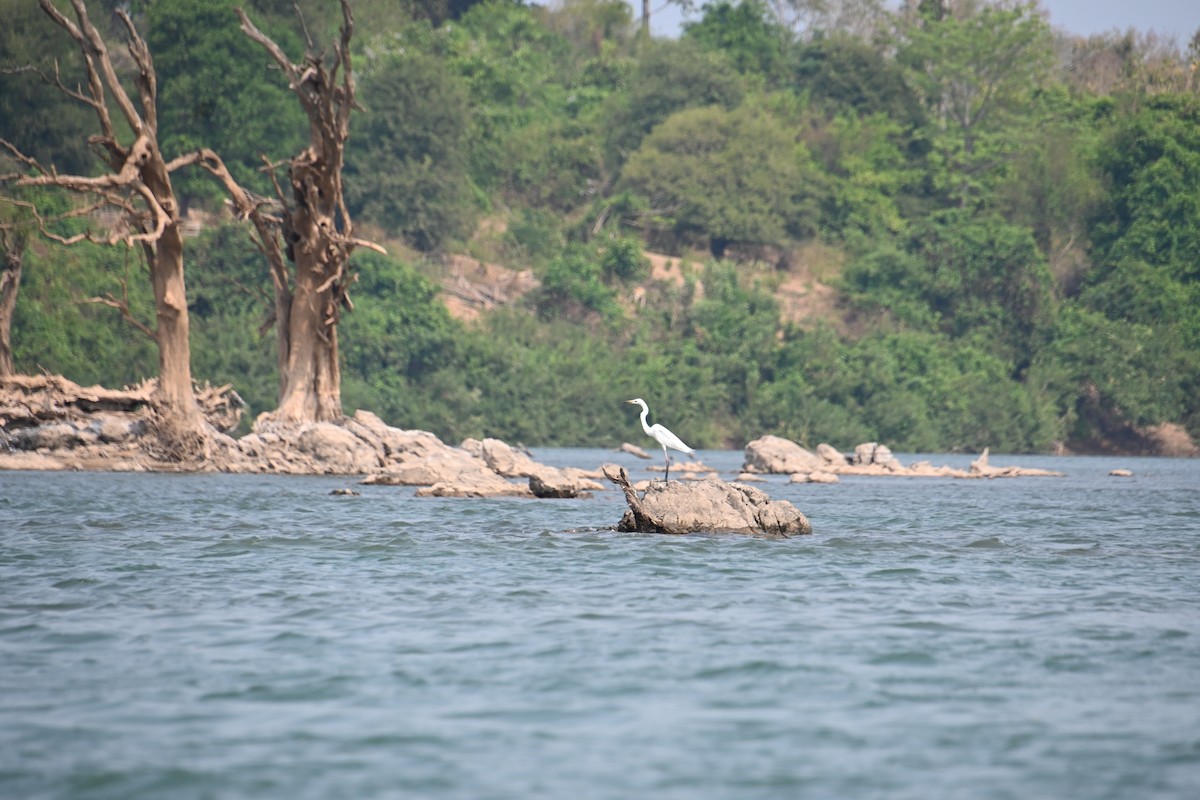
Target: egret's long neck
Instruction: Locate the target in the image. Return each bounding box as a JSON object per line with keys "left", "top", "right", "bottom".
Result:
{"left": 639, "top": 408, "right": 653, "bottom": 437}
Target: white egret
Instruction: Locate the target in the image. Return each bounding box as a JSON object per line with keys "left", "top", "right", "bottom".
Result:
{"left": 625, "top": 398, "right": 695, "bottom": 482}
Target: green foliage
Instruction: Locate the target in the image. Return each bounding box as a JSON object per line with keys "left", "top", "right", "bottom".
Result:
{"left": 905, "top": 210, "right": 1054, "bottom": 360}
{"left": 845, "top": 210, "right": 1053, "bottom": 362}
{"left": 839, "top": 241, "right": 942, "bottom": 330}
{"left": 683, "top": 0, "right": 790, "bottom": 83}
{"left": 145, "top": 0, "right": 307, "bottom": 206}
{"left": 443, "top": 0, "right": 574, "bottom": 192}
{"left": 532, "top": 244, "right": 620, "bottom": 321}
{"left": 503, "top": 208, "right": 567, "bottom": 268}
{"left": 0, "top": 4, "right": 96, "bottom": 175}
{"left": 899, "top": 0, "right": 1054, "bottom": 205}
{"left": 1028, "top": 306, "right": 1197, "bottom": 441}
{"left": 1089, "top": 94, "right": 1200, "bottom": 280}
{"left": 12, "top": 243, "right": 158, "bottom": 386}
{"left": 545, "top": 0, "right": 634, "bottom": 53}
{"left": 686, "top": 261, "right": 779, "bottom": 409}
{"left": 184, "top": 223, "right": 279, "bottom": 422}
{"left": 791, "top": 35, "right": 924, "bottom": 130}
{"left": 9, "top": 0, "right": 1200, "bottom": 454}
{"left": 763, "top": 327, "right": 1059, "bottom": 452}
{"left": 424, "top": 310, "right": 644, "bottom": 445}
{"left": 340, "top": 252, "right": 463, "bottom": 427}
{"left": 813, "top": 113, "right": 917, "bottom": 237}
{"left": 502, "top": 115, "right": 605, "bottom": 211}
{"left": 345, "top": 48, "right": 476, "bottom": 250}
{"left": 618, "top": 104, "right": 817, "bottom": 254}
{"left": 991, "top": 94, "right": 1105, "bottom": 274}
{"left": 597, "top": 235, "right": 649, "bottom": 283}
{"left": 602, "top": 38, "right": 746, "bottom": 169}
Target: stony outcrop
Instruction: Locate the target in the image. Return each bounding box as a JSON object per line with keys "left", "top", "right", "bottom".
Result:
{"left": 853, "top": 441, "right": 900, "bottom": 469}
{"left": 1, "top": 377, "right": 607, "bottom": 496}
{"left": 791, "top": 470, "right": 839, "bottom": 484}
{"left": 3, "top": 376, "right": 1075, "bottom": 491}
{"left": 816, "top": 443, "right": 848, "bottom": 466}
{"left": 744, "top": 435, "right": 1065, "bottom": 480}
{"left": 646, "top": 458, "right": 718, "bottom": 478}
{"left": 603, "top": 466, "right": 811, "bottom": 538}
{"left": 966, "top": 448, "right": 1063, "bottom": 478}
{"left": 0, "top": 374, "right": 242, "bottom": 471}
{"left": 620, "top": 442, "right": 651, "bottom": 459}
{"left": 529, "top": 470, "right": 591, "bottom": 499}
{"left": 742, "top": 434, "right": 825, "bottom": 474}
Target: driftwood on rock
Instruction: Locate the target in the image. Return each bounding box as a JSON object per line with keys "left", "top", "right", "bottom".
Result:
{"left": 602, "top": 466, "right": 812, "bottom": 538}
{"left": 0, "top": 374, "right": 243, "bottom": 470}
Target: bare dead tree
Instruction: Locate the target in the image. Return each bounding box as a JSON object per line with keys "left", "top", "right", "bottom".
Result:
{"left": 0, "top": 0, "right": 211, "bottom": 458}
{"left": 0, "top": 226, "right": 24, "bottom": 377}
{"left": 234, "top": 0, "right": 384, "bottom": 424}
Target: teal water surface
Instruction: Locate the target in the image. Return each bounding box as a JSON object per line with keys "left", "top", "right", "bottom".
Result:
{"left": 2, "top": 450, "right": 1198, "bottom": 799}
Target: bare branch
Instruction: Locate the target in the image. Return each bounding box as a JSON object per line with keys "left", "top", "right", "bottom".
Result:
{"left": 236, "top": 8, "right": 302, "bottom": 88}
{"left": 0, "top": 195, "right": 114, "bottom": 246}
{"left": 334, "top": 0, "right": 357, "bottom": 130}
{"left": 40, "top": 0, "right": 142, "bottom": 141}
{"left": 84, "top": 292, "right": 157, "bottom": 340}
{"left": 114, "top": 7, "right": 158, "bottom": 133}
{"left": 347, "top": 237, "right": 386, "bottom": 255}
{"left": 1, "top": 139, "right": 47, "bottom": 179}
{"left": 292, "top": 1, "right": 315, "bottom": 51}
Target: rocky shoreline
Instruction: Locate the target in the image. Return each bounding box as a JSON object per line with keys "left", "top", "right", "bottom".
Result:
{"left": 2, "top": 374, "right": 1147, "bottom": 536}
{"left": 739, "top": 434, "right": 1065, "bottom": 481}
{"left": 1, "top": 376, "right": 1065, "bottom": 484}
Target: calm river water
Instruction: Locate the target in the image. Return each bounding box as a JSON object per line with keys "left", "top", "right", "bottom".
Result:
{"left": 2, "top": 450, "right": 1198, "bottom": 799}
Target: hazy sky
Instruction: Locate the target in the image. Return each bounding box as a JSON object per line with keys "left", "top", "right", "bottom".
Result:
{"left": 632, "top": 1, "right": 1199, "bottom": 43}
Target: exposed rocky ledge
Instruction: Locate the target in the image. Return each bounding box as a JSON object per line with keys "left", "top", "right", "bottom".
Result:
{"left": 0, "top": 375, "right": 605, "bottom": 497}
{"left": 1, "top": 375, "right": 1067, "bottom": 493}
{"left": 743, "top": 436, "right": 1064, "bottom": 480}
{"left": 603, "top": 466, "right": 812, "bottom": 538}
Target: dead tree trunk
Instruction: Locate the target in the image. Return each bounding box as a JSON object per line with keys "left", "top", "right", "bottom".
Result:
{"left": 0, "top": 229, "right": 23, "bottom": 377}
{"left": 236, "top": 0, "right": 382, "bottom": 425}
{"left": 2, "top": 0, "right": 209, "bottom": 458}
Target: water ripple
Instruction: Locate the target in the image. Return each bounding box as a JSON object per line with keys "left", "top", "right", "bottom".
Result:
{"left": 1, "top": 456, "right": 1198, "bottom": 800}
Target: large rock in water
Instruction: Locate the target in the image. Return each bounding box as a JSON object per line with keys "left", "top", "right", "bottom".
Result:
{"left": 295, "top": 422, "right": 381, "bottom": 474}
{"left": 604, "top": 467, "right": 811, "bottom": 538}
{"left": 742, "top": 435, "right": 824, "bottom": 474}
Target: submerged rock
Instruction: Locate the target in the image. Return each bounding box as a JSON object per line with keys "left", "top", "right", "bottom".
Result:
{"left": 603, "top": 466, "right": 811, "bottom": 538}
{"left": 969, "top": 448, "right": 1063, "bottom": 478}
{"left": 529, "top": 470, "right": 590, "bottom": 499}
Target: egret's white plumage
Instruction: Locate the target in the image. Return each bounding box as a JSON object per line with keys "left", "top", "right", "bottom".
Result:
{"left": 625, "top": 398, "right": 695, "bottom": 481}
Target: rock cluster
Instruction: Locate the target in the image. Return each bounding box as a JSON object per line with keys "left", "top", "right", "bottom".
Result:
{"left": 0, "top": 376, "right": 605, "bottom": 497}
{"left": 4, "top": 374, "right": 1066, "bottom": 516}
{"left": 744, "top": 437, "right": 1064, "bottom": 481}
{"left": 236, "top": 415, "right": 605, "bottom": 497}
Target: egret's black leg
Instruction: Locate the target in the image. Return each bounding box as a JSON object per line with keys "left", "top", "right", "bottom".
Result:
{"left": 663, "top": 446, "right": 670, "bottom": 482}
